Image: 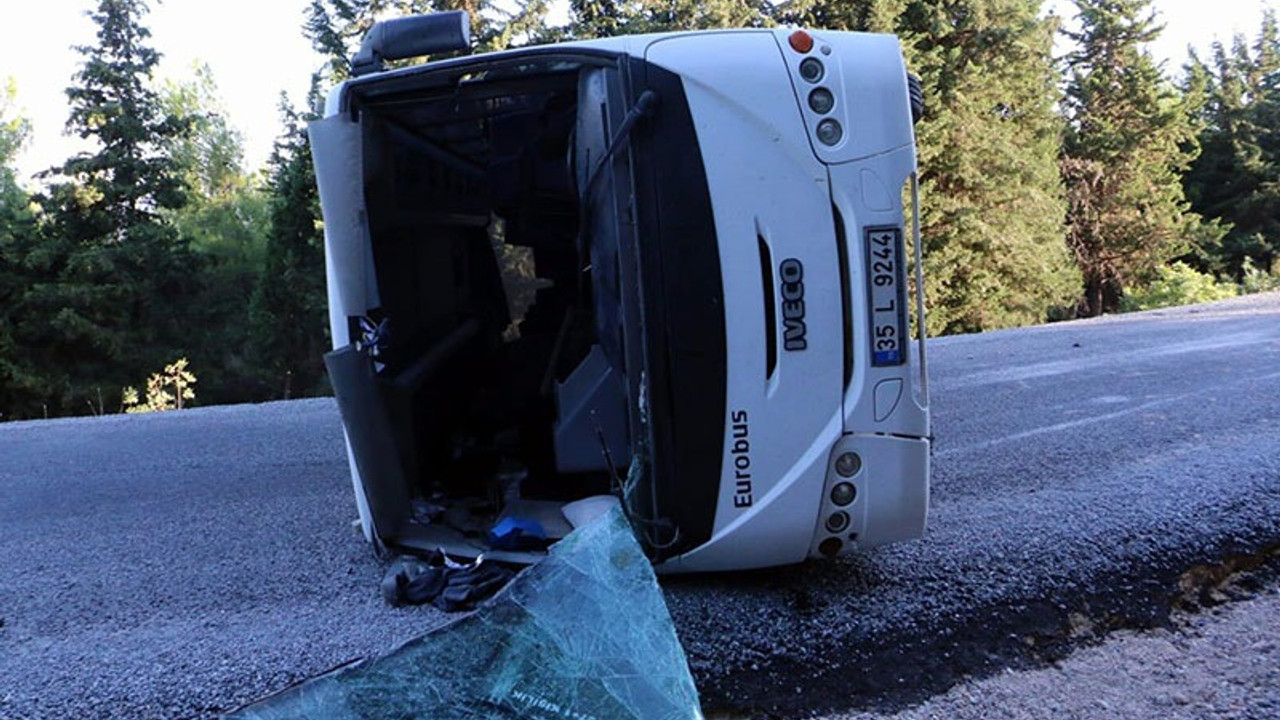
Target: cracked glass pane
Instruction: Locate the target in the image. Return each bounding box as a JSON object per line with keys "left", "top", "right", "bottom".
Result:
{"left": 230, "top": 505, "right": 703, "bottom": 720}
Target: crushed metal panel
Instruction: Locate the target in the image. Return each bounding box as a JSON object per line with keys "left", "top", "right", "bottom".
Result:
{"left": 229, "top": 505, "right": 703, "bottom": 720}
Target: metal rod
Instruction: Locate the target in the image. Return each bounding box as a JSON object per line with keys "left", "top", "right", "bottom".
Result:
{"left": 911, "top": 171, "right": 929, "bottom": 408}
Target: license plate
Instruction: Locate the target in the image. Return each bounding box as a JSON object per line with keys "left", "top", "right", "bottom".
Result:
{"left": 865, "top": 227, "right": 907, "bottom": 367}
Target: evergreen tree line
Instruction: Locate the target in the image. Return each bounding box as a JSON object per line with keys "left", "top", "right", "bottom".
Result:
{"left": 0, "top": 0, "right": 1277, "bottom": 421}
{"left": 0, "top": 0, "right": 327, "bottom": 420}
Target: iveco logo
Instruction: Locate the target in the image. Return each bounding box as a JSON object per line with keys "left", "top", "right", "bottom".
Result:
{"left": 779, "top": 258, "right": 807, "bottom": 351}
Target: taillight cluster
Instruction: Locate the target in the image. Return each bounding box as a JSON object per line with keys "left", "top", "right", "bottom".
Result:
{"left": 818, "top": 450, "right": 861, "bottom": 555}
{"left": 789, "top": 30, "right": 843, "bottom": 148}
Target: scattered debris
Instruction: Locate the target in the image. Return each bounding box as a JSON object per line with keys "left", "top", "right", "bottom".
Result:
{"left": 380, "top": 552, "right": 514, "bottom": 612}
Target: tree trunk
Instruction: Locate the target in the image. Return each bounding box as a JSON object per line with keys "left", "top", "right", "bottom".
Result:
{"left": 1082, "top": 274, "right": 1104, "bottom": 317}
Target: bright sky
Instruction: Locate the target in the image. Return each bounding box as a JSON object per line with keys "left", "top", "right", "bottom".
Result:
{"left": 0, "top": 0, "right": 1275, "bottom": 184}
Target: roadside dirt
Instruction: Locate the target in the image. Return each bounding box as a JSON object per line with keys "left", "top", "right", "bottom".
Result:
{"left": 824, "top": 585, "right": 1280, "bottom": 720}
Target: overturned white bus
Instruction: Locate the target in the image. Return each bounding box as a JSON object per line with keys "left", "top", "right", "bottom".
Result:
{"left": 311, "top": 12, "right": 930, "bottom": 572}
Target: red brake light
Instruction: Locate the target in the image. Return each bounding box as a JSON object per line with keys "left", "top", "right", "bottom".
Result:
{"left": 789, "top": 30, "right": 814, "bottom": 54}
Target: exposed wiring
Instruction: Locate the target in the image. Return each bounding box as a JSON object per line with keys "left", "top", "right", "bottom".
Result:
{"left": 618, "top": 451, "right": 681, "bottom": 553}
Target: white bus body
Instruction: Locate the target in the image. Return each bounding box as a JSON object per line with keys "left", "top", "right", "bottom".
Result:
{"left": 310, "top": 18, "right": 929, "bottom": 573}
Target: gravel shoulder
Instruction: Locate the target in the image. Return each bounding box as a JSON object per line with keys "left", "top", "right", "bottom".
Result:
{"left": 825, "top": 584, "right": 1280, "bottom": 720}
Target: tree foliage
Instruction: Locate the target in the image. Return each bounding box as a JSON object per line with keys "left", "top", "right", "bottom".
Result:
{"left": 1120, "top": 261, "right": 1236, "bottom": 311}
{"left": 1182, "top": 11, "right": 1280, "bottom": 280}
{"left": 56, "top": 0, "right": 188, "bottom": 227}
{"left": 160, "top": 62, "right": 248, "bottom": 202}
{"left": 766, "top": 0, "right": 897, "bottom": 34}
{"left": 1061, "top": 0, "right": 1204, "bottom": 316}
{"left": 122, "top": 357, "right": 197, "bottom": 412}
{"left": 0, "top": 78, "right": 30, "bottom": 178}
{"left": 0, "top": 79, "right": 43, "bottom": 419}
{"left": 159, "top": 65, "right": 273, "bottom": 404}
{"left": 0, "top": 79, "right": 31, "bottom": 228}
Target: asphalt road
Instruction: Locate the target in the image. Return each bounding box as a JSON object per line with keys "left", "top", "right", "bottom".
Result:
{"left": 2, "top": 293, "right": 1279, "bottom": 720}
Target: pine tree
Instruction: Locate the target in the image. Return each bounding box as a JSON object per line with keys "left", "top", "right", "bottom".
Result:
{"left": 56, "top": 0, "right": 187, "bottom": 230}
{"left": 246, "top": 96, "right": 329, "bottom": 399}
{"left": 635, "top": 0, "right": 769, "bottom": 31}
{"left": 1061, "top": 0, "right": 1203, "bottom": 316}
{"left": 239, "top": 0, "right": 383, "bottom": 401}
{"left": 23, "top": 0, "right": 197, "bottom": 415}
{"left": 238, "top": 0, "right": 369, "bottom": 402}
{"left": 1182, "top": 11, "right": 1280, "bottom": 279}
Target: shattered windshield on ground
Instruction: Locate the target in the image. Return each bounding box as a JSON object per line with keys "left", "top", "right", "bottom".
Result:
{"left": 229, "top": 505, "right": 703, "bottom": 720}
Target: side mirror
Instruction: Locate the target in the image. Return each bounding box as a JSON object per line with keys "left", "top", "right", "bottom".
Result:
{"left": 351, "top": 11, "right": 471, "bottom": 77}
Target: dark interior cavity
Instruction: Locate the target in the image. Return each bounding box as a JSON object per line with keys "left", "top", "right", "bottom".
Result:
{"left": 343, "top": 60, "right": 634, "bottom": 558}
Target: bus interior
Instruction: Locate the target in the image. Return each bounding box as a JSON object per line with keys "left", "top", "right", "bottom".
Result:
{"left": 324, "top": 58, "right": 641, "bottom": 562}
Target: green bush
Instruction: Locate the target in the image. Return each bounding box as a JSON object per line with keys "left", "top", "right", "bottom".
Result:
{"left": 1241, "top": 257, "right": 1280, "bottom": 295}
{"left": 1121, "top": 262, "right": 1237, "bottom": 312}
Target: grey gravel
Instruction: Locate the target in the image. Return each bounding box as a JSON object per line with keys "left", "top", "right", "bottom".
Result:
{"left": 0, "top": 400, "right": 453, "bottom": 719}
{"left": 1, "top": 292, "right": 1279, "bottom": 720}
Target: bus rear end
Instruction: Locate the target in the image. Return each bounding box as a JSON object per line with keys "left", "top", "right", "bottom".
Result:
{"left": 640, "top": 29, "right": 929, "bottom": 572}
